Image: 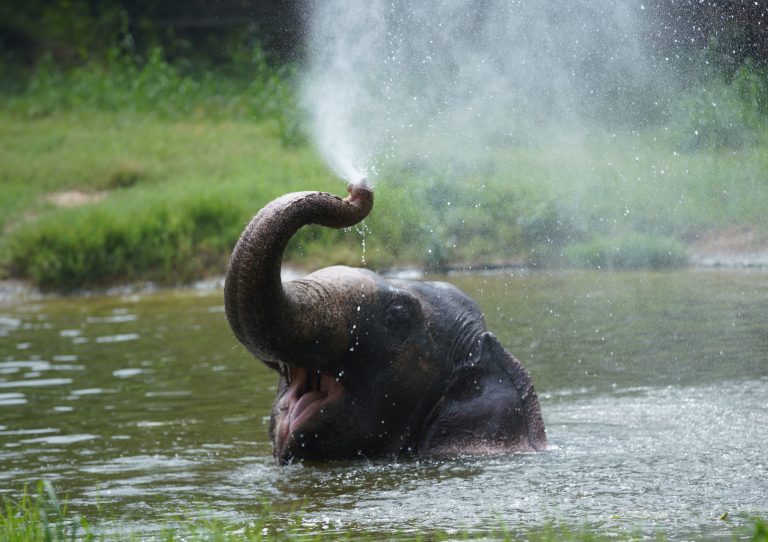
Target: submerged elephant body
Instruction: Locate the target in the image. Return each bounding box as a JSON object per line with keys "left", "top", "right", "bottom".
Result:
{"left": 224, "top": 185, "right": 546, "bottom": 463}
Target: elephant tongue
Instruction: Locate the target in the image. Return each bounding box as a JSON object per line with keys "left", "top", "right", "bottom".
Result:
{"left": 290, "top": 390, "right": 327, "bottom": 427}
{"left": 285, "top": 368, "right": 342, "bottom": 433}
{"left": 287, "top": 367, "right": 324, "bottom": 429}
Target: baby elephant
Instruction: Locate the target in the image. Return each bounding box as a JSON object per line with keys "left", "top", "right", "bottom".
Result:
{"left": 224, "top": 184, "right": 546, "bottom": 463}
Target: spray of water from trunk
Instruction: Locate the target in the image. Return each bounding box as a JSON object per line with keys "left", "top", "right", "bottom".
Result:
{"left": 302, "top": 0, "right": 662, "bottom": 186}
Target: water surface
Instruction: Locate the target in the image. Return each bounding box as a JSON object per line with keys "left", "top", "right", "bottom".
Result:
{"left": 0, "top": 270, "right": 766, "bottom": 538}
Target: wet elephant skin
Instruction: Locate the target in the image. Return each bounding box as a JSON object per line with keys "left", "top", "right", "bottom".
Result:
{"left": 224, "top": 184, "right": 546, "bottom": 463}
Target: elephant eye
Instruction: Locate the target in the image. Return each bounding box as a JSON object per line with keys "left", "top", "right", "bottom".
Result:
{"left": 384, "top": 298, "right": 417, "bottom": 340}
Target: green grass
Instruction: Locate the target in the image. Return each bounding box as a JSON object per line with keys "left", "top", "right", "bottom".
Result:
{"left": 2, "top": 109, "right": 768, "bottom": 288}
{"left": 2, "top": 482, "right": 766, "bottom": 542}
{"left": 1, "top": 52, "right": 768, "bottom": 288}
{"left": 0, "top": 109, "right": 436, "bottom": 288}
{"left": 0, "top": 112, "right": 331, "bottom": 288}
{"left": 0, "top": 483, "right": 94, "bottom": 542}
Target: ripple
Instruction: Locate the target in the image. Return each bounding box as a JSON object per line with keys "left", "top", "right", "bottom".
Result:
{"left": 80, "top": 454, "right": 195, "bottom": 474}
{"left": 0, "top": 316, "right": 22, "bottom": 333}
{"left": 0, "top": 392, "right": 26, "bottom": 406}
{"left": 71, "top": 388, "right": 115, "bottom": 396}
{"left": 113, "top": 368, "right": 144, "bottom": 378}
{"left": 21, "top": 433, "right": 99, "bottom": 445}
{"left": 0, "top": 360, "right": 51, "bottom": 371}
{"left": 135, "top": 420, "right": 179, "bottom": 428}
{"left": 0, "top": 427, "right": 58, "bottom": 436}
{"left": 144, "top": 390, "right": 191, "bottom": 397}
{"left": 53, "top": 355, "right": 78, "bottom": 362}
{"left": 87, "top": 314, "right": 138, "bottom": 324}
{"left": 96, "top": 333, "right": 140, "bottom": 343}
{"left": 0, "top": 378, "right": 73, "bottom": 388}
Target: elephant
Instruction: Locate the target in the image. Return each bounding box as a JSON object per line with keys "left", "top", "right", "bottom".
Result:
{"left": 224, "top": 183, "right": 546, "bottom": 463}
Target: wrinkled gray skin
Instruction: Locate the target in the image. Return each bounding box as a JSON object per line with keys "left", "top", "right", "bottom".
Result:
{"left": 224, "top": 184, "right": 546, "bottom": 463}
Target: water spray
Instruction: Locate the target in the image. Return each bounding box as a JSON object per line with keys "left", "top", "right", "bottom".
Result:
{"left": 302, "top": 0, "right": 657, "bottom": 187}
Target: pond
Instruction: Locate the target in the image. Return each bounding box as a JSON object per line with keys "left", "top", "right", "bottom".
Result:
{"left": 1, "top": 270, "right": 766, "bottom": 539}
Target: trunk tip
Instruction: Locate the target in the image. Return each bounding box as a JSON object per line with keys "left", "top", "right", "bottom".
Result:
{"left": 346, "top": 179, "right": 374, "bottom": 207}
{"left": 348, "top": 177, "right": 371, "bottom": 192}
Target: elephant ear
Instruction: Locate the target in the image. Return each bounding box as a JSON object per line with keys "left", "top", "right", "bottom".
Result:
{"left": 417, "top": 332, "right": 546, "bottom": 455}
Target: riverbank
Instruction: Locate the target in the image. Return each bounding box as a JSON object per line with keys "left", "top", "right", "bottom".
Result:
{"left": 3, "top": 242, "right": 768, "bottom": 305}
{"left": 2, "top": 50, "right": 768, "bottom": 291}
{"left": 2, "top": 109, "right": 766, "bottom": 290}
{"left": 689, "top": 226, "right": 768, "bottom": 268}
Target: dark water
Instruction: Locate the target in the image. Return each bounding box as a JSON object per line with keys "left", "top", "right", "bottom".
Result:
{"left": 1, "top": 270, "right": 766, "bottom": 539}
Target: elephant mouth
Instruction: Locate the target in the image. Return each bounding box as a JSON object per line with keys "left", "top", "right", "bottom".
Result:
{"left": 274, "top": 365, "right": 344, "bottom": 458}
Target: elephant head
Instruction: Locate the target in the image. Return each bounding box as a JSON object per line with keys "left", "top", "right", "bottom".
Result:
{"left": 224, "top": 184, "right": 546, "bottom": 463}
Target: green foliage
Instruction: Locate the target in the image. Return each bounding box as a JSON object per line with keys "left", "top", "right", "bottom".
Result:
{"left": 0, "top": 482, "right": 93, "bottom": 542}
{"left": 377, "top": 175, "right": 580, "bottom": 272}
{"left": 565, "top": 234, "right": 689, "bottom": 270}
{"left": 753, "top": 518, "right": 768, "bottom": 542}
{"left": 0, "top": 0, "right": 129, "bottom": 65}
{"left": 2, "top": 45, "right": 768, "bottom": 288}
{"left": 733, "top": 61, "right": 768, "bottom": 126}
{"left": 8, "top": 188, "right": 248, "bottom": 290}
{"left": 677, "top": 60, "right": 768, "bottom": 150}
{"left": 3, "top": 44, "right": 293, "bottom": 123}
{"left": 3, "top": 106, "right": 768, "bottom": 288}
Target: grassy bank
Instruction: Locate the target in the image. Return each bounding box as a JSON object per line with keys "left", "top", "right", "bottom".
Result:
{"left": 2, "top": 109, "right": 767, "bottom": 289}
{"left": 1, "top": 52, "right": 767, "bottom": 289}
{"left": 2, "top": 483, "right": 766, "bottom": 541}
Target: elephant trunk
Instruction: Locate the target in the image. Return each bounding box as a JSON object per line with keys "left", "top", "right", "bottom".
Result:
{"left": 224, "top": 183, "right": 374, "bottom": 366}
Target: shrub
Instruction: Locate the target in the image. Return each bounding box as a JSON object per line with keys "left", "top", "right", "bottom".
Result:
{"left": 566, "top": 234, "right": 689, "bottom": 270}
{"left": 8, "top": 189, "right": 248, "bottom": 290}
{"left": 677, "top": 59, "right": 768, "bottom": 150}
{"left": 3, "top": 44, "right": 295, "bottom": 127}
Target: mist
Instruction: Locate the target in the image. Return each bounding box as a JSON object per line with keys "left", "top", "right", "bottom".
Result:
{"left": 302, "top": 0, "right": 664, "bottom": 186}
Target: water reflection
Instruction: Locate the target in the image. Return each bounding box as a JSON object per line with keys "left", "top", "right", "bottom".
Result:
{"left": 0, "top": 270, "right": 765, "bottom": 538}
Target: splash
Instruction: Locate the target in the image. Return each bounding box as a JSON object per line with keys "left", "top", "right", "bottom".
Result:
{"left": 302, "top": 0, "right": 657, "bottom": 186}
